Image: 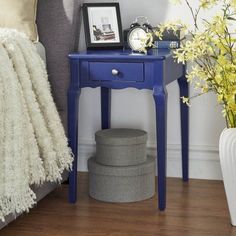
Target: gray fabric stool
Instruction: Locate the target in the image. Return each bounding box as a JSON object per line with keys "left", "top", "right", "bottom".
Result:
{"left": 95, "top": 129, "right": 147, "bottom": 166}
{"left": 88, "top": 156, "right": 156, "bottom": 203}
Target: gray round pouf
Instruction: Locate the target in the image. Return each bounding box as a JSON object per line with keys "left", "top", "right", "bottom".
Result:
{"left": 88, "top": 156, "right": 156, "bottom": 203}
{"left": 95, "top": 128, "right": 147, "bottom": 166}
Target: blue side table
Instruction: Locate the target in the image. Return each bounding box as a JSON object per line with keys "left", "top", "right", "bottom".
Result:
{"left": 68, "top": 49, "right": 189, "bottom": 211}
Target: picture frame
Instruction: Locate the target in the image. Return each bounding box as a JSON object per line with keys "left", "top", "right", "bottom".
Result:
{"left": 82, "top": 3, "right": 123, "bottom": 49}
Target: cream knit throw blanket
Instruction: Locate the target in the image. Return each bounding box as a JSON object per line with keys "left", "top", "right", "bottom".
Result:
{"left": 0, "top": 28, "right": 73, "bottom": 222}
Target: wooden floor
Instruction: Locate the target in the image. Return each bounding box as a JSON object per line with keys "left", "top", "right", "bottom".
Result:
{"left": 1, "top": 173, "right": 236, "bottom": 236}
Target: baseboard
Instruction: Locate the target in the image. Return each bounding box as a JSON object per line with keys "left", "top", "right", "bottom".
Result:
{"left": 77, "top": 140, "right": 222, "bottom": 180}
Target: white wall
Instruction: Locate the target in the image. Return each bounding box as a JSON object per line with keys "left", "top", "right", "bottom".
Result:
{"left": 77, "top": 0, "right": 226, "bottom": 180}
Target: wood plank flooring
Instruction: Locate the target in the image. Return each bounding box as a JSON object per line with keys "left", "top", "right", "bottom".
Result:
{"left": 1, "top": 173, "right": 236, "bottom": 236}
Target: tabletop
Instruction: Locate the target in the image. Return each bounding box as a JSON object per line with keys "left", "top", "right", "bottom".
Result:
{"left": 69, "top": 48, "right": 174, "bottom": 60}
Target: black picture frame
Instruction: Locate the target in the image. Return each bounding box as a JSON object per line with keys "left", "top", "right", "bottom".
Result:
{"left": 82, "top": 3, "right": 123, "bottom": 49}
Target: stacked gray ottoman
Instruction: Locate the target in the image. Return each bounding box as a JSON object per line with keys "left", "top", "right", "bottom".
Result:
{"left": 88, "top": 129, "right": 156, "bottom": 203}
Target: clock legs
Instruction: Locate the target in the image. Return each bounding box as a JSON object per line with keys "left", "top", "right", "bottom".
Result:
{"left": 153, "top": 86, "right": 168, "bottom": 211}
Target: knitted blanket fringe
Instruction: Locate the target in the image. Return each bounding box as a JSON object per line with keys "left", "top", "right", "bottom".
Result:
{"left": 0, "top": 28, "right": 73, "bottom": 222}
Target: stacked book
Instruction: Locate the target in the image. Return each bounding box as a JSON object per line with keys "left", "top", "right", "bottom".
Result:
{"left": 153, "top": 28, "right": 184, "bottom": 49}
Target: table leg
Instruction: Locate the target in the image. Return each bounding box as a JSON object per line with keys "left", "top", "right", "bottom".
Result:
{"left": 101, "top": 87, "right": 111, "bottom": 129}
{"left": 153, "top": 86, "right": 168, "bottom": 211}
{"left": 178, "top": 76, "right": 189, "bottom": 182}
{"left": 68, "top": 87, "right": 81, "bottom": 203}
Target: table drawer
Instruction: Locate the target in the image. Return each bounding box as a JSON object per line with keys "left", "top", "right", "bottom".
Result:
{"left": 89, "top": 62, "right": 144, "bottom": 82}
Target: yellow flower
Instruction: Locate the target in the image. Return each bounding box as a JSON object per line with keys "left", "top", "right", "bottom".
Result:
{"left": 226, "top": 86, "right": 236, "bottom": 110}
{"left": 181, "top": 96, "right": 191, "bottom": 106}
{"left": 231, "top": 0, "right": 236, "bottom": 11}
{"left": 161, "top": 0, "right": 236, "bottom": 127}
{"left": 200, "top": 0, "right": 219, "bottom": 9}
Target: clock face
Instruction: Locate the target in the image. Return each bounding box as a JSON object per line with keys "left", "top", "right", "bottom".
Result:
{"left": 128, "top": 27, "right": 147, "bottom": 51}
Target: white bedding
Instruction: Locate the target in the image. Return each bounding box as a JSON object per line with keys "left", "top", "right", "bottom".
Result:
{"left": 0, "top": 27, "right": 72, "bottom": 223}
{"left": 34, "top": 42, "right": 46, "bottom": 62}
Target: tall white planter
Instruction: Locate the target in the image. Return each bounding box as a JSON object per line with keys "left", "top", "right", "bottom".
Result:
{"left": 219, "top": 128, "right": 236, "bottom": 226}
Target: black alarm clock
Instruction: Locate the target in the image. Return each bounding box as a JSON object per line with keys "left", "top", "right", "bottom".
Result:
{"left": 127, "top": 16, "right": 153, "bottom": 52}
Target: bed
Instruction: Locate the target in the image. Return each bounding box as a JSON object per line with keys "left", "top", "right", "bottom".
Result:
{"left": 0, "top": 0, "right": 82, "bottom": 229}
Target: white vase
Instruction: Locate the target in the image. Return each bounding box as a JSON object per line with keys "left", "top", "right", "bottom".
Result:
{"left": 219, "top": 128, "right": 236, "bottom": 226}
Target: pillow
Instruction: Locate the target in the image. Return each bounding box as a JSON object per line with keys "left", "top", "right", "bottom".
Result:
{"left": 0, "top": 0, "right": 38, "bottom": 41}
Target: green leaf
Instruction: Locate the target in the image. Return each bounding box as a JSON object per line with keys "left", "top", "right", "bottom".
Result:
{"left": 227, "top": 17, "right": 236, "bottom": 21}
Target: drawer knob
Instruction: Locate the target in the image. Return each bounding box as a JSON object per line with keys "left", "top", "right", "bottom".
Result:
{"left": 112, "top": 69, "right": 119, "bottom": 76}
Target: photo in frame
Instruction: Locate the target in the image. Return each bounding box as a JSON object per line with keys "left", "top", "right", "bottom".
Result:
{"left": 83, "top": 3, "right": 123, "bottom": 49}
